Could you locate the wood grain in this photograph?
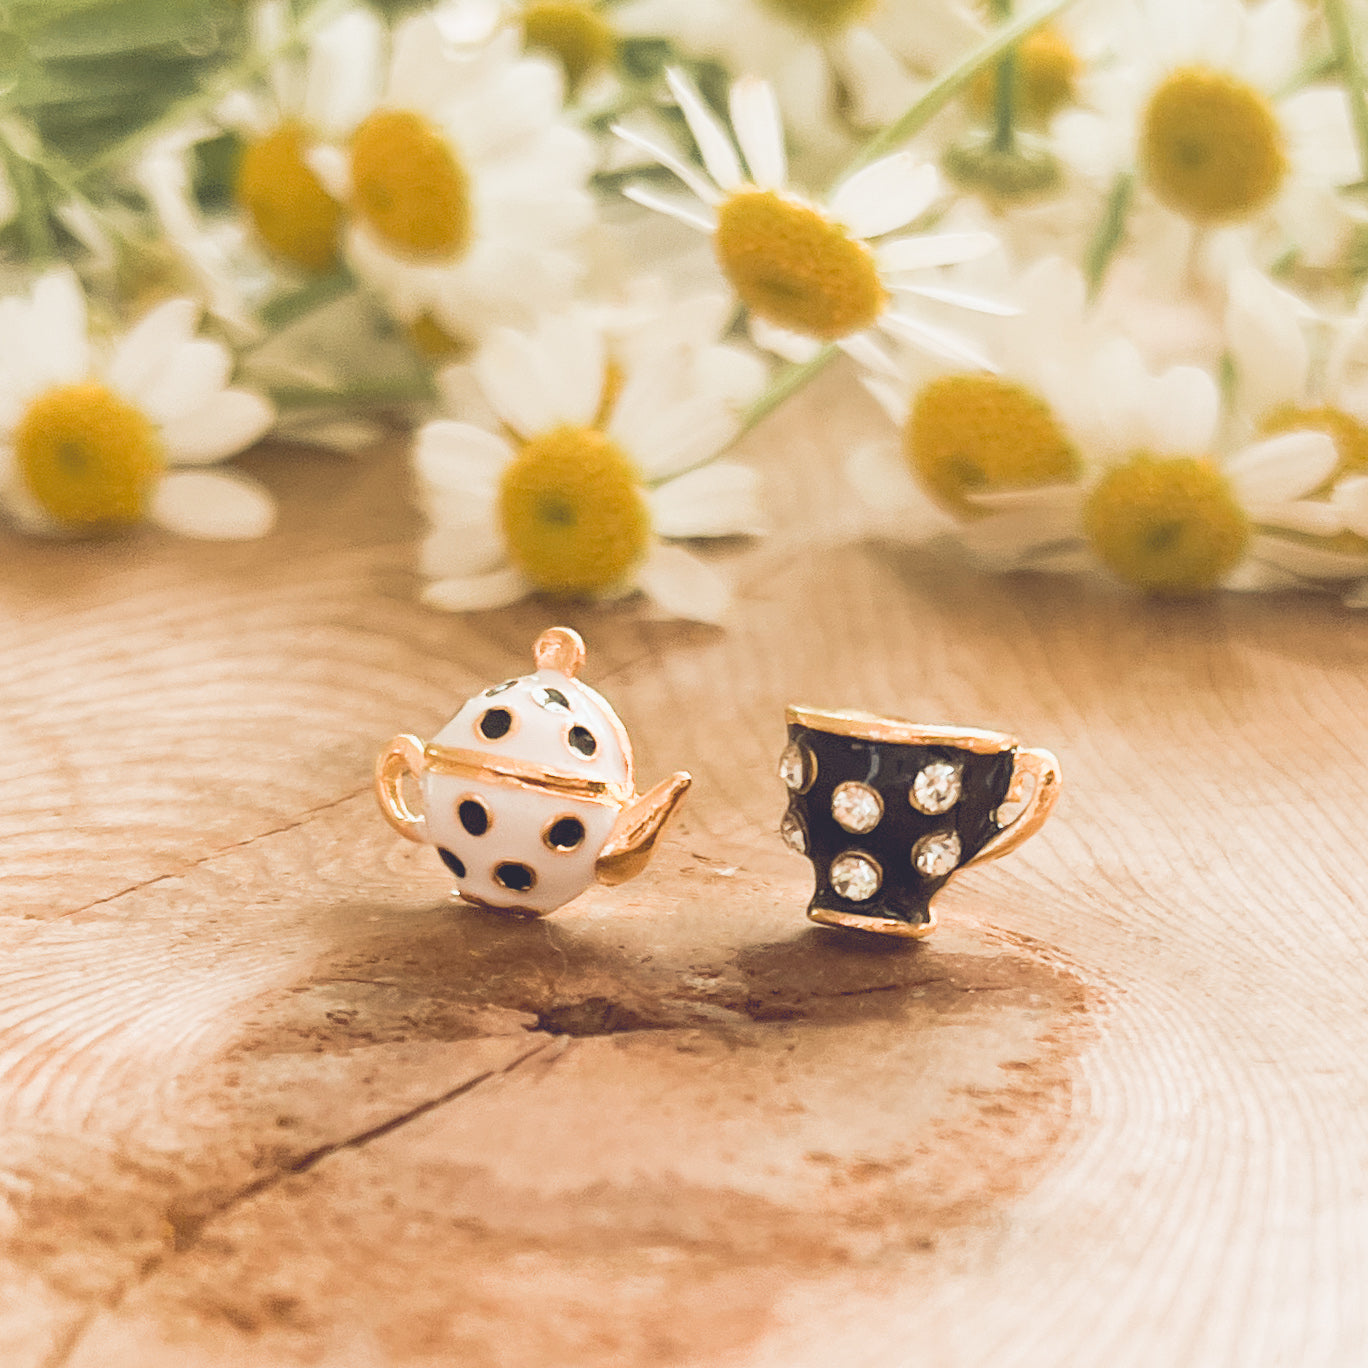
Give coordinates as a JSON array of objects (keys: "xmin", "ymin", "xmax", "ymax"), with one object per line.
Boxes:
[{"xmin": 3, "ymin": 364, "xmax": 1367, "ymax": 1365}]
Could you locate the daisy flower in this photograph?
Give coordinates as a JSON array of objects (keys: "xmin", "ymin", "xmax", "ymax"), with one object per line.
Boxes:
[
  {"xmin": 307, "ymin": 10, "xmax": 596, "ymax": 351},
  {"xmin": 1055, "ymin": 0, "xmax": 1362, "ymax": 269},
  {"xmin": 413, "ymin": 298, "xmax": 769, "ymax": 622},
  {"xmin": 848, "ymin": 256, "xmax": 1096, "ymax": 551},
  {"xmin": 614, "ymin": 0, "xmax": 979, "ymax": 144},
  {"xmin": 221, "ymin": 2, "xmax": 382, "ymax": 278},
  {"xmin": 966, "ymin": 339, "xmax": 1343, "ymax": 596},
  {"xmin": 0, "ymin": 272, "xmax": 276, "ymax": 539},
  {"xmin": 1220, "ymin": 265, "xmax": 1368, "ymax": 580},
  {"xmin": 617, "ymin": 70, "xmax": 1004, "ymax": 368}
]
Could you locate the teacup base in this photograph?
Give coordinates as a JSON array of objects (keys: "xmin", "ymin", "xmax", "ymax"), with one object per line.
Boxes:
[{"xmin": 807, "ymin": 904, "xmax": 939, "ymax": 939}]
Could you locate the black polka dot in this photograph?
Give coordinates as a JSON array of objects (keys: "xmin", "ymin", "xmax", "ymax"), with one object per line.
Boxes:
[
  {"xmin": 437, "ymin": 847, "xmax": 466, "ymax": 879},
  {"xmin": 567, "ymin": 725, "xmax": 597, "ymax": 757},
  {"xmin": 458, "ymin": 799, "xmax": 490, "ymax": 836},
  {"xmin": 544, "ymin": 815, "xmax": 586, "ymax": 851},
  {"xmin": 494, "ymin": 861, "xmax": 536, "ymax": 893},
  {"xmin": 478, "ymin": 707, "xmax": 513, "ymax": 740},
  {"xmin": 484, "ymin": 679, "xmax": 519, "ymax": 696}
]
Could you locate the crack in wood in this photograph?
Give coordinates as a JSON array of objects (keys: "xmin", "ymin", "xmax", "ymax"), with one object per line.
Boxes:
[
  {"xmin": 47, "ymin": 786, "xmax": 371, "ymax": 924},
  {"xmin": 41, "ymin": 1039, "xmax": 559, "ymax": 1368}
]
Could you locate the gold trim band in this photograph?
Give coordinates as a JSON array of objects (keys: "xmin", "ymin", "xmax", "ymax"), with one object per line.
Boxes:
[
  {"xmin": 785, "ymin": 705, "xmax": 1016, "ymax": 754},
  {"xmin": 808, "ymin": 905, "xmax": 939, "ymax": 939},
  {"xmin": 424, "ymin": 743, "xmax": 634, "ymax": 806}
]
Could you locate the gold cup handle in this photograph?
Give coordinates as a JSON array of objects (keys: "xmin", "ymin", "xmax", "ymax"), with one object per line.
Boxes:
[
  {"xmin": 375, "ymin": 734, "xmax": 429, "ymax": 844},
  {"xmin": 965, "ymin": 746, "xmax": 1062, "ymax": 868}
]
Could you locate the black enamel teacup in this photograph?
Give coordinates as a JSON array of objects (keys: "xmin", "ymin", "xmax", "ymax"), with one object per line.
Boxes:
[{"xmin": 779, "ymin": 706, "xmax": 1062, "ymax": 937}]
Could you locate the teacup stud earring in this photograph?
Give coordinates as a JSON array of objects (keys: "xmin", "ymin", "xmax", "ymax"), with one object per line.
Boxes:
[
  {"xmin": 779, "ymin": 706, "xmax": 1061, "ymax": 937},
  {"xmin": 376, "ymin": 627, "xmax": 691, "ymax": 916}
]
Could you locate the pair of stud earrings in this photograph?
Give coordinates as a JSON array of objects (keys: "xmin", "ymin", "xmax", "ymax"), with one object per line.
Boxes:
[{"xmin": 375, "ymin": 628, "xmax": 1061, "ymax": 938}]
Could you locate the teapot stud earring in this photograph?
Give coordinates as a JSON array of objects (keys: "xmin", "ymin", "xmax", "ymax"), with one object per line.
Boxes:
[{"xmin": 376, "ymin": 627, "xmax": 691, "ymax": 916}]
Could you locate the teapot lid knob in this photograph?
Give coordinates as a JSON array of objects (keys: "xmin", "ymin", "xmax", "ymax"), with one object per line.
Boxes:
[{"xmin": 533, "ymin": 626, "xmax": 586, "ymax": 678}]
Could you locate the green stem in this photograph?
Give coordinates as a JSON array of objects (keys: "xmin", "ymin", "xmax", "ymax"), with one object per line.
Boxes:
[
  {"xmin": 1083, "ymin": 171, "xmax": 1133, "ymax": 296},
  {"xmin": 842, "ymin": 0, "xmax": 1076, "ymax": 177},
  {"xmin": 649, "ymin": 344, "xmax": 840, "ymax": 487},
  {"xmin": 269, "ymin": 374, "xmax": 438, "ymax": 409},
  {"xmin": 1325, "ymin": 0, "xmax": 1368, "ymax": 190},
  {"xmin": 990, "ymin": 0, "xmax": 1017, "ymax": 155},
  {"xmin": 0, "ymin": 139, "xmax": 55, "ymax": 264},
  {"xmin": 737, "ymin": 344, "xmax": 839, "ymax": 440}
]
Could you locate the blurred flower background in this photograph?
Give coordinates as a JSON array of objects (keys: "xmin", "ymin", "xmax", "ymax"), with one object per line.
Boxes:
[{"xmin": 6, "ymin": 0, "xmax": 1368, "ymax": 619}]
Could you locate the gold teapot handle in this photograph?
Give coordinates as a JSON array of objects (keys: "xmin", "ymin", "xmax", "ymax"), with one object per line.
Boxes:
[
  {"xmin": 965, "ymin": 746, "xmax": 1061, "ymax": 867},
  {"xmin": 375, "ymin": 734, "xmax": 429, "ymax": 843}
]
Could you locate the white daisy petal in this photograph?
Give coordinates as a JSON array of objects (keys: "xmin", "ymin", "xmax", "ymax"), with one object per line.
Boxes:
[
  {"xmin": 846, "ymin": 441, "xmax": 956, "ymax": 544},
  {"xmin": 1225, "ymin": 266, "xmax": 1309, "ymax": 415},
  {"xmin": 650, "ymin": 462, "xmax": 765, "ymax": 539},
  {"xmin": 750, "ymin": 316, "xmax": 823, "ymax": 363},
  {"xmin": 304, "ymin": 144, "xmax": 351, "ymax": 200},
  {"xmin": 149, "ymin": 469, "xmax": 275, "ymax": 540},
  {"xmin": 729, "ymin": 76, "xmax": 786, "ymax": 189},
  {"xmin": 533, "ymin": 313, "xmax": 606, "ymax": 427},
  {"xmin": 160, "ymin": 389, "xmax": 274, "ymax": 465},
  {"xmin": 419, "ymin": 518, "xmax": 505, "ymax": 578},
  {"xmin": 622, "ymin": 182, "xmax": 717, "ymax": 233},
  {"xmin": 876, "ymin": 232, "xmax": 1000, "ymax": 273},
  {"xmin": 898, "ymin": 285, "xmax": 1018, "ymax": 316},
  {"xmin": 136, "ymin": 339, "xmax": 232, "ymax": 424},
  {"xmin": 859, "ymin": 374, "xmax": 907, "ymax": 426},
  {"xmin": 666, "ymin": 68, "xmax": 743, "ymax": 192},
  {"xmin": 107, "ymin": 298, "xmax": 200, "ymax": 402},
  {"xmin": 1333, "ymin": 475, "xmax": 1368, "ymax": 537},
  {"xmin": 1227, "ymin": 431, "xmax": 1337, "ymax": 504},
  {"xmin": 1253, "ymin": 500, "xmax": 1345, "ymax": 538},
  {"xmin": 880, "ymin": 311, "xmax": 998, "ymax": 372},
  {"xmin": 830, "ymin": 155, "xmax": 940, "ymax": 238},
  {"xmin": 611, "ymin": 124, "xmax": 723, "ymax": 206},
  {"xmin": 414, "ymin": 420, "xmax": 513, "ymax": 496},
  {"xmin": 474, "ymin": 328, "xmax": 569, "ymax": 437},
  {"xmin": 1249, "ymin": 533, "xmax": 1368, "ymax": 581},
  {"xmin": 29, "ymin": 270, "xmax": 89, "ymax": 386},
  {"xmin": 422, "ymin": 566, "xmax": 532, "ymax": 613},
  {"xmin": 303, "ymin": 7, "xmax": 385, "ymax": 137},
  {"xmin": 635, "ymin": 542, "xmax": 731, "ymax": 623},
  {"xmin": 841, "ymin": 332, "xmax": 900, "ymax": 379},
  {"xmin": 1149, "ymin": 366, "xmax": 1220, "ymax": 453}
]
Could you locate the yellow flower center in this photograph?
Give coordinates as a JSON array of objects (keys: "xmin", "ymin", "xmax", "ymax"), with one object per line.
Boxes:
[
  {"xmin": 234, "ymin": 119, "xmax": 343, "ymax": 273},
  {"xmin": 349, "ymin": 109, "xmax": 472, "ymax": 260},
  {"xmin": 16, "ymin": 382, "xmax": 164, "ymax": 528},
  {"xmin": 522, "ymin": 2, "xmax": 616, "ymax": 93},
  {"xmin": 407, "ymin": 312, "xmax": 470, "ymax": 361},
  {"xmin": 715, "ymin": 189, "xmax": 888, "ymax": 341},
  {"xmin": 1140, "ymin": 66, "xmax": 1287, "ymax": 224},
  {"xmin": 968, "ymin": 27, "xmax": 1081, "ymax": 125},
  {"xmin": 904, "ymin": 374, "xmax": 1080, "ymax": 515},
  {"xmin": 1083, "ymin": 453, "xmax": 1249, "ymax": 595},
  {"xmin": 758, "ymin": 0, "xmax": 876, "ymax": 36},
  {"xmin": 1260, "ymin": 402, "xmax": 1368, "ymax": 555},
  {"xmin": 498, "ymin": 424, "xmax": 651, "ymax": 593}
]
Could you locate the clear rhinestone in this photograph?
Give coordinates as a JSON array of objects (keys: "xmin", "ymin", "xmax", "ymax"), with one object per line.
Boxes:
[
  {"xmin": 779, "ymin": 741, "xmax": 814, "ymax": 792},
  {"xmin": 913, "ymin": 830, "xmax": 962, "ymax": 879},
  {"xmin": 780, "ymin": 811, "xmax": 807, "ymax": 854},
  {"xmin": 831, "ymin": 781, "xmax": 883, "ymax": 834},
  {"xmin": 830, "ymin": 852, "xmax": 881, "ymax": 902},
  {"xmin": 911, "ymin": 760, "xmax": 962, "ymax": 815}
]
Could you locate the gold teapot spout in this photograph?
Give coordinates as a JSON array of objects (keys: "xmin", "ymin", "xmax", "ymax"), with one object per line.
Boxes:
[{"xmin": 595, "ymin": 771, "xmax": 692, "ymax": 886}]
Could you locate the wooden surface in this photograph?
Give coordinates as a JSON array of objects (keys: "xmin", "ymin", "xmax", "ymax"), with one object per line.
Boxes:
[{"xmin": 3, "ymin": 367, "xmax": 1368, "ymax": 1367}]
